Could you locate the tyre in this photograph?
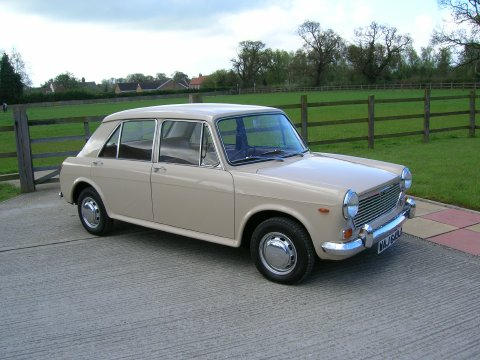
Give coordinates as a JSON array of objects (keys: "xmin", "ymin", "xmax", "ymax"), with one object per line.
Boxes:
[
  {"xmin": 77, "ymin": 187, "xmax": 113, "ymax": 235},
  {"xmin": 250, "ymin": 217, "xmax": 316, "ymax": 284}
]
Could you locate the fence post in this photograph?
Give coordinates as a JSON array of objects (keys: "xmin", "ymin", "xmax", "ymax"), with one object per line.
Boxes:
[
  {"xmin": 83, "ymin": 121, "xmax": 90, "ymax": 142},
  {"xmin": 423, "ymin": 89, "xmax": 431, "ymax": 143},
  {"xmin": 300, "ymin": 95, "xmax": 308, "ymax": 142},
  {"xmin": 189, "ymin": 93, "xmax": 203, "ymax": 103},
  {"xmin": 13, "ymin": 106, "xmax": 35, "ymax": 192},
  {"xmin": 470, "ymin": 90, "xmax": 476, "ymax": 137},
  {"xmin": 368, "ymin": 95, "xmax": 375, "ymax": 149}
]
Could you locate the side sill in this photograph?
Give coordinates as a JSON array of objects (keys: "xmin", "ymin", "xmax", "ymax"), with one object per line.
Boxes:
[{"xmin": 110, "ymin": 214, "xmax": 239, "ymax": 248}]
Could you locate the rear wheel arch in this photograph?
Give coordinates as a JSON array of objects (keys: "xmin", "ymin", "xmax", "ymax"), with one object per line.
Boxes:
[{"xmin": 71, "ymin": 180, "xmax": 108, "ymax": 213}]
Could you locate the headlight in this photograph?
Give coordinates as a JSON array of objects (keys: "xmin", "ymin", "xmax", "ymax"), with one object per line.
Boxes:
[
  {"xmin": 401, "ymin": 167, "xmax": 412, "ymax": 190},
  {"xmin": 343, "ymin": 190, "xmax": 359, "ymax": 219}
]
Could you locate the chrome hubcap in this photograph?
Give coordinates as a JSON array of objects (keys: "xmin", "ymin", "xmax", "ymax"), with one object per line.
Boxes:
[
  {"xmin": 259, "ymin": 232, "xmax": 297, "ymax": 275},
  {"xmin": 81, "ymin": 197, "xmax": 101, "ymax": 229}
]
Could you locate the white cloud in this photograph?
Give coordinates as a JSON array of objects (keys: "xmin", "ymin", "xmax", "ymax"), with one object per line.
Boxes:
[{"xmin": 0, "ymin": 0, "xmax": 455, "ymax": 86}]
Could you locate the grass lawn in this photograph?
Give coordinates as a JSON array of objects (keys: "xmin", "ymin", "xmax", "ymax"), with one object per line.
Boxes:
[
  {"xmin": 0, "ymin": 88, "xmax": 478, "ymax": 209},
  {"xmin": 0, "ymin": 183, "xmax": 20, "ymax": 203}
]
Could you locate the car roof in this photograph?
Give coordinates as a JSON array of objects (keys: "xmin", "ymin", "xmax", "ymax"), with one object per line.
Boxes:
[{"xmin": 102, "ymin": 103, "xmax": 283, "ymax": 123}]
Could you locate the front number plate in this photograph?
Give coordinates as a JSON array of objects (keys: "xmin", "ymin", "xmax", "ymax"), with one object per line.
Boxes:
[{"xmin": 377, "ymin": 228, "xmax": 402, "ymax": 254}]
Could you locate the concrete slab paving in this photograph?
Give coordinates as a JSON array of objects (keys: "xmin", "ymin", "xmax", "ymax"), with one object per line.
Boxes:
[
  {"xmin": 428, "ymin": 229, "xmax": 480, "ymax": 256},
  {"xmin": 423, "ymin": 208, "xmax": 480, "ymax": 228},
  {"xmin": 402, "ymin": 217, "xmax": 457, "ymax": 239},
  {"xmin": 467, "ymin": 223, "xmax": 480, "ymax": 233},
  {"xmin": 1, "ymin": 185, "xmax": 480, "ymax": 359},
  {"xmin": 413, "ymin": 200, "xmax": 445, "ymax": 216}
]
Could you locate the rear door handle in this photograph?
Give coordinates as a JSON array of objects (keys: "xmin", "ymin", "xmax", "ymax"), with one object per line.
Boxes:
[
  {"xmin": 92, "ymin": 160, "xmax": 103, "ymax": 166},
  {"xmin": 153, "ymin": 166, "xmax": 166, "ymax": 173}
]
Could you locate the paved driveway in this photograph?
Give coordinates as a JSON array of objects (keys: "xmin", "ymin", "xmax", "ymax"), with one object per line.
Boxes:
[{"xmin": 1, "ymin": 185, "xmax": 479, "ymax": 359}]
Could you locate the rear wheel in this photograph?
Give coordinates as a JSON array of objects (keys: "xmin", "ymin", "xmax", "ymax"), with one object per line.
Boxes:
[
  {"xmin": 77, "ymin": 187, "xmax": 113, "ymax": 235},
  {"xmin": 250, "ymin": 217, "xmax": 315, "ymax": 284}
]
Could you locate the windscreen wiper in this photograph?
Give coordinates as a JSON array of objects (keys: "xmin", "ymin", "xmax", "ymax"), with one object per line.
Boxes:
[
  {"xmin": 260, "ymin": 148, "xmax": 285, "ymax": 156},
  {"xmin": 231, "ymin": 155, "xmax": 284, "ymax": 164}
]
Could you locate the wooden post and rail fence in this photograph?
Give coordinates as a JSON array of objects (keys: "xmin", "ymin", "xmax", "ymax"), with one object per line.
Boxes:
[{"xmin": 0, "ymin": 91, "xmax": 478, "ymax": 192}]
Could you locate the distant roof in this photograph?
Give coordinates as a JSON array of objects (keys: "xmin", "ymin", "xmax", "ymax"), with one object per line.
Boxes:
[
  {"xmin": 116, "ymin": 82, "xmax": 137, "ymax": 91},
  {"xmin": 159, "ymin": 79, "xmax": 188, "ymax": 89},
  {"xmin": 103, "ymin": 103, "xmax": 282, "ymax": 123},
  {"xmin": 81, "ymin": 81, "xmax": 96, "ymax": 87},
  {"xmin": 190, "ymin": 75, "xmax": 208, "ymax": 86},
  {"xmin": 139, "ymin": 82, "xmax": 161, "ymax": 90}
]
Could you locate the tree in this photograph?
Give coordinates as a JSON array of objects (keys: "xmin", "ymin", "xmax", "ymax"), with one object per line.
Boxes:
[
  {"xmin": 263, "ymin": 49, "xmax": 294, "ymax": 86},
  {"xmin": 435, "ymin": 47, "xmax": 453, "ymax": 77},
  {"xmin": 9, "ymin": 48, "xmax": 31, "ymax": 87},
  {"xmin": 231, "ymin": 40, "xmax": 268, "ymax": 87},
  {"xmin": 100, "ymin": 78, "xmax": 116, "ymax": 92},
  {"xmin": 433, "ymin": 0, "xmax": 480, "ymax": 66},
  {"xmin": 297, "ymin": 21, "xmax": 345, "ymax": 86},
  {"xmin": 171, "ymin": 71, "xmax": 189, "ymax": 86},
  {"xmin": 126, "ymin": 73, "xmax": 154, "ymax": 83},
  {"xmin": 391, "ymin": 46, "xmax": 421, "ymax": 82},
  {"xmin": 347, "ymin": 22, "xmax": 412, "ymax": 83},
  {"xmin": 53, "ymin": 72, "xmax": 80, "ymax": 90},
  {"xmin": 418, "ymin": 46, "xmax": 436, "ymax": 80},
  {"xmin": 288, "ymin": 50, "xmax": 311, "ymax": 86},
  {"xmin": 156, "ymin": 72, "xmax": 168, "ymax": 83},
  {"xmin": 0, "ymin": 53, "xmax": 23, "ymax": 102},
  {"xmin": 202, "ymin": 69, "xmax": 237, "ymax": 89}
]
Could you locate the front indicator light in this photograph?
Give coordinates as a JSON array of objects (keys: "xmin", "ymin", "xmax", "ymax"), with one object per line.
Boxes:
[{"xmin": 342, "ymin": 228, "xmax": 353, "ymax": 240}]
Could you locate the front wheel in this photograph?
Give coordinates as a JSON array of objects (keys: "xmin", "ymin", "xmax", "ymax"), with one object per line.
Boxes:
[
  {"xmin": 77, "ymin": 187, "xmax": 113, "ymax": 235},
  {"xmin": 250, "ymin": 217, "xmax": 316, "ymax": 284}
]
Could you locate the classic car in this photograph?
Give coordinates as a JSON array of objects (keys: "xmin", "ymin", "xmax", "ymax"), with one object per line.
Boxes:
[{"xmin": 60, "ymin": 103, "xmax": 415, "ymax": 284}]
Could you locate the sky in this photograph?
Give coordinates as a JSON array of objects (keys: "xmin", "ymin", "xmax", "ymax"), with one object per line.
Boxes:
[{"xmin": 0, "ymin": 0, "xmax": 453, "ymax": 87}]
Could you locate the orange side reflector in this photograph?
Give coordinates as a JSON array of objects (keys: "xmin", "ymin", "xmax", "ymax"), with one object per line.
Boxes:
[{"xmin": 318, "ymin": 208, "xmax": 330, "ymax": 214}]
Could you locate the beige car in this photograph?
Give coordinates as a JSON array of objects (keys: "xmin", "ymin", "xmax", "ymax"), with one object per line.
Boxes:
[{"xmin": 60, "ymin": 103, "xmax": 415, "ymax": 284}]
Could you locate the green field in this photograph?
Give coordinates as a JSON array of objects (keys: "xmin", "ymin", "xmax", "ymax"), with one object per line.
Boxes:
[{"xmin": 0, "ymin": 89, "xmax": 479, "ymax": 209}]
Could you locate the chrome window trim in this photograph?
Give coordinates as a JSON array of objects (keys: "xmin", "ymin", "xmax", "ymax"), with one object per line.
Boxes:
[
  {"xmin": 214, "ymin": 112, "xmax": 309, "ymax": 167},
  {"xmin": 116, "ymin": 122, "xmax": 123, "ymax": 159},
  {"xmin": 198, "ymin": 122, "xmax": 204, "ymax": 166}
]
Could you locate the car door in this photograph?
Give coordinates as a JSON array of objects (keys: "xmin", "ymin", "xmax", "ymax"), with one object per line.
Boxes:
[
  {"xmin": 91, "ymin": 119, "xmax": 156, "ymax": 221},
  {"xmin": 151, "ymin": 120, "xmax": 235, "ymax": 239}
]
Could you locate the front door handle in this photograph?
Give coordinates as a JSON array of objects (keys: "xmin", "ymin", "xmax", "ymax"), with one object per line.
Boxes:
[
  {"xmin": 92, "ymin": 160, "xmax": 103, "ymax": 166},
  {"xmin": 153, "ymin": 166, "xmax": 166, "ymax": 173}
]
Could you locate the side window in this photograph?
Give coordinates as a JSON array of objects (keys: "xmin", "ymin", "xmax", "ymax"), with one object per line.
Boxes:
[
  {"xmin": 118, "ymin": 120, "xmax": 156, "ymax": 161},
  {"xmin": 159, "ymin": 120, "xmax": 201, "ymax": 165},
  {"xmin": 99, "ymin": 126, "xmax": 121, "ymax": 158},
  {"xmin": 201, "ymin": 124, "xmax": 219, "ymax": 167}
]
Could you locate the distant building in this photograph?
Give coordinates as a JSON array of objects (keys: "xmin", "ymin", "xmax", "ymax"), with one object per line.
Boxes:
[
  {"xmin": 137, "ymin": 82, "xmax": 161, "ymax": 92},
  {"xmin": 115, "ymin": 79, "xmax": 188, "ymax": 94},
  {"xmin": 189, "ymin": 74, "xmax": 208, "ymax": 90},
  {"xmin": 48, "ymin": 80, "xmax": 97, "ymax": 93},
  {"xmin": 80, "ymin": 81, "xmax": 97, "ymax": 90},
  {"xmin": 157, "ymin": 79, "xmax": 188, "ymax": 91},
  {"xmin": 115, "ymin": 82, "xmax": 138, "ymax": 94}
]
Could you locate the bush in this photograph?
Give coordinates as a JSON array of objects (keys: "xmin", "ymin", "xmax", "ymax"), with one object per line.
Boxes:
[{"xmin": 19, "ymin": 86, "xmax": 232, "ymax": 104}]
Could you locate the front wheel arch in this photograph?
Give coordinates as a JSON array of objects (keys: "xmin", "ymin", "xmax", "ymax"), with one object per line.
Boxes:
[{"xmin": 240, "ymin": 209, "xmax": 312, "ymax": 249}]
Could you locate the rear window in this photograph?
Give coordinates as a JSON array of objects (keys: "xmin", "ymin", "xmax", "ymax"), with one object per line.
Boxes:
[{"xmin": 118, "ymin": 120, "xmax": 156, "ymax": 161}]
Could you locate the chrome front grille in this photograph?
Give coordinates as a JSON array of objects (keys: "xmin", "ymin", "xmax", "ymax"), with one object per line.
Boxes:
[{"xmin": 353, "ymin": 183, "xmax": 401, "ymax": 227}]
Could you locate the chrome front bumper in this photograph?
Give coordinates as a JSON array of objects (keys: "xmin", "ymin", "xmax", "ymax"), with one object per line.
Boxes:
[{"xmin": 321, "ymin": 198, "xmax": 416, "ymax": 257}]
